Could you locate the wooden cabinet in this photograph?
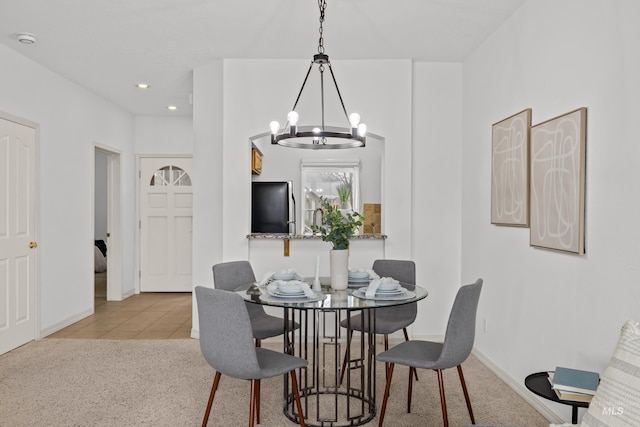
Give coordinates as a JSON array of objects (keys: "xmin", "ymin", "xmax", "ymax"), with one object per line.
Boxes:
[{"xmin": 251, "ymin": 147, "xmax": 262, "ymax": 175}]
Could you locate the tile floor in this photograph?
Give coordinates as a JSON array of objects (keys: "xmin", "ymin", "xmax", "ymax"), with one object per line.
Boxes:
[{"xmin": 48, "ymin": 292, "xmax": 192, "ymax": 339}]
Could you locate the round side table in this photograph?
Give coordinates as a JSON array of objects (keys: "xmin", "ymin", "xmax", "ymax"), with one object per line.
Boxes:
[{"xmin": 525, "ymin": 371, "xmax": 590, "ymax": 424}]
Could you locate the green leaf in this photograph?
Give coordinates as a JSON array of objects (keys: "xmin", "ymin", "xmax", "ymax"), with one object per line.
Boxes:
[{"xmin": 310, "ymin": 199, "xmax": 364, "ymax": 250}]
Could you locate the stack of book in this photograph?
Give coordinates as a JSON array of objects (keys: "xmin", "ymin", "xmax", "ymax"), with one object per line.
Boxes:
[{"xmin": 548, "ymin": 366, "xmax": 599, "ymax": 403}]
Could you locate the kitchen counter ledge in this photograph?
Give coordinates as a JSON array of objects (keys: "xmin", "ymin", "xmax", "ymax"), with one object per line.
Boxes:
[{"xmin": 247, "ymin": 233, "xmax": 387, "ymax": 240}]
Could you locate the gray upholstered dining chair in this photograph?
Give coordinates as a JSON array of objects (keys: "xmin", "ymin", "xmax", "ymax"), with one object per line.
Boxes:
[
  {"xmin": 212, "ymin": 260, "xmax": 299, "ymax": 347},
  {"xmin": 195, "ymin": 286, "xmax": 307, "ymax": 427},
  {"xmin": 376, "ymin": 278, "xmax": 483, "ymax": 427},
  {"xmin": 339, "ymin": 259, "xmax": 418, "ymax": 384}
]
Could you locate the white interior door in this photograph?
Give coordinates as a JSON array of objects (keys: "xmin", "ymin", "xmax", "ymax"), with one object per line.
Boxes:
[
  {"xmin": 0, "ymin": 115, "xmax": 37, "ymax": 355},
  {"xmin": 95, "ymin": 146, "xmax": 123, "ymax": 301},
  {"xmin": 139, "ymin": 157, "xmax": 193, "ymax": 292}
]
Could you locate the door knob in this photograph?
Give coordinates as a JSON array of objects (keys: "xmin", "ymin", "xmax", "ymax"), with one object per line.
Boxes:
[{"xmin": 29, "ymin": 241, "xmax": 38, "ymax": 249}]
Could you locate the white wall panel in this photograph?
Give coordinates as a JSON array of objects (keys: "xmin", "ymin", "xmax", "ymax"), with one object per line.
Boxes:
[
  {"xmin": 0, "ymin": 43, "xmax": 135, "ymax": 333},
  {"xmin": 462, "ymin": 0, "xmax": 640, "ymax": 422}
]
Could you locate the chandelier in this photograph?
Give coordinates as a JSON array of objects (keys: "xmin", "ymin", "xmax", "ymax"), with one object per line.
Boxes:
[{"xmin": 269, "ymin": 0, "xmax": 366, "ymax": 149}]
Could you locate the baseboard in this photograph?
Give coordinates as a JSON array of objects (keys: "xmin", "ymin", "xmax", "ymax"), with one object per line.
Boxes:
[
  {"xmin": 471, "ymin": 348, "xmax": 564, "ymax": 424},
  {"xmin": 122, "ymin": 289, "xmax": 135, "ymax": 299},
  {"xmin": 40, "ymin": 307, "xmax": 94, "ymax": 338}
]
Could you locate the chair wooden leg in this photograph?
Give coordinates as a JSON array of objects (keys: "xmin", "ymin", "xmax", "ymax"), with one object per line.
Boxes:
[
  {"xmin": 202, "ymin": 372, "xmax": 221, "ymax": 427},
  {"xmin": 378, "ymin": 363, "xmax": 395, "ymax": 427},
  {"xmin": 339, "ymin": 330, "xmax": 353, "ymax": 385},
  {"xmin": 255, "ymin": 339, "xmax": 261, "ymax": 348},
  {"xmin": 249, "ymin": 379, "xmax": 257, "ymax": 427},
  {"xmin": 402, "ymin": 328, "xmax": 418, "ymax": 382},
  {"xmin": 407, "ymin": 367, "xmax": 414, "ymax": 413},
  {"xmin": 383, "ymin": 334, "xmax": 390, "ymax": 381},
  {"xmin": 457, "ymin": 364, "xmax": 475, "ymax": 424},
  {"xmin": 436, "ymin": 369, "xmax": 449, "ymax": 427},
  {"xmin": 255, "ymin": 379, "xmax": 261, "ymax": 425},
  {"xmin": 290, "ymin": 370, "xmax": 306, "ymax": 427}
]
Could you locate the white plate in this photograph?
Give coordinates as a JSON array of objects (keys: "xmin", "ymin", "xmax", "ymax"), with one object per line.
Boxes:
[
  {"xmin": 278, "ymin": 284, "xmax": 303, "ymax": 294},
  {"xmin": 348, "ymin": 271, "xmax": 369, "ymax": 279},
  {"xmin": 269, "ymin": 290, "xmax": 306, "ymax": 298},
  {"xmin": 348, "ymin": 281, "xmax": 370, "ymax": 288},
  {"xmin": 376, "ymin": 286, "xmax": 404, "ymax": 294},
  {"xmin": 273, "ymin": 273, "xmax": 295, "ymax": 281},
  {"xmin": 348, "ymin": 277, "xmax": 371, "ymax": 283},
  {"xmin": 352, "ymin": 289, "xmax": 416, "ymax": 301},
  {"xmin": 375, "ymin": 289, "xmax": 403, "ymax": 295},
  {"xmin": 260, "ymin": 293, "xmax": 327, "ymax": 303}
]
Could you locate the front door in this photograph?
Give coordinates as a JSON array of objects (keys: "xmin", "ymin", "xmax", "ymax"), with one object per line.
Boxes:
[
  {"xmin": 0, "ymin": 115, "xmax": 38, "ymax": 355},
  {"xmin": 139, "ymin": 157, "xmax": 193, "ymax": 292}
]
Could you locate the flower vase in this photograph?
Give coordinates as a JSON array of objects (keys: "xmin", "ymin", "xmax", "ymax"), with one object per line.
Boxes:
[{"xmin": 329, "ymin": 249, "xmax": 349, "ymax": 291}]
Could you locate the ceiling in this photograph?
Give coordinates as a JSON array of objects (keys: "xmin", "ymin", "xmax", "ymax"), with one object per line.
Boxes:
[{"xmin": 0, "ymin": 0, "xmax": 525, "ymax": 116}]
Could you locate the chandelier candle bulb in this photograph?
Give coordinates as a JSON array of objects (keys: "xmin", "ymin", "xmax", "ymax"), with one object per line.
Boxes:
[
  {"xmin": 349, "ymin": 113, "xmax": 360, "ymax": 128},
  {"xmin": 287, "ymin": 111, "xmax": 299, "ymax": 136},
  {"xmin": 287, "ymin": 111, "xmax": 299, "ymax": 125},
  {"xmin": 358, "ymin": 123, "xmax": 367, "ymax": 137}
]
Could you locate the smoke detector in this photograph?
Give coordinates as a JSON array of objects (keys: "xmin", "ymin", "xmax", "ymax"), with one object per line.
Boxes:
[{"xmin": 17, "ymin": 33, "xmax": 37, "ymax": 44}]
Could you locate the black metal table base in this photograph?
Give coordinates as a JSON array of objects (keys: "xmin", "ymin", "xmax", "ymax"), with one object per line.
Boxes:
[{"xmin": 283, "ymin": 307, "xmax": 377, "ymax": 427}]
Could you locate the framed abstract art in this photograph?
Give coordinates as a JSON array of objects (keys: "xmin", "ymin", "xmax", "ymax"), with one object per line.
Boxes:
[
  {"xmin": 491, "ymin": 108, "xmax": 531, "ymax": 226},
  {"xmin": 529, "ymin": 108, "xmax": 587, "ymax": 254}
]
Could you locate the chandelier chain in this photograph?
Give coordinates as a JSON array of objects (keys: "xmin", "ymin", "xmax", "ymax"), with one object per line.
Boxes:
[{"xmin": 317, "ymin": 0, "xmax": 326, "ymax": 54}]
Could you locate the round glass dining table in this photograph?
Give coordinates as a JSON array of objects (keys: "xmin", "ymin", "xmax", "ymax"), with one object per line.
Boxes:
[{"xmin": 237, "ymin": 277, "xmax": 428, "ymax": 427}]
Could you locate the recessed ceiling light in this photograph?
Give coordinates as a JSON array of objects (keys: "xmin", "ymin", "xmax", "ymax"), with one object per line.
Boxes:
[
  {"xmin": 167, "ymin": 105, "xmax": 178, "ymax": 111},
  {"xmin": 136, "ymin": 83, "xmax": 150, "ymax": 89},
  {"xmin": 17, "ymin": 32, "xmax": 36, "ymax": 44}
]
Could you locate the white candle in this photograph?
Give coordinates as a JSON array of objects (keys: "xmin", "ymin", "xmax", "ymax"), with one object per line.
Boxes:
[{"xmin": 313, "ymin": 255, "xmax": 321, "ymax": 292}]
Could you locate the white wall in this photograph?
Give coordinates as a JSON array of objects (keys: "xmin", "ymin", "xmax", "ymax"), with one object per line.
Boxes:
[
  {"xmin": 134, "ymin": 116, "xmax": 193, "ymax": 153},
  {"xmin": 191, "ymin": 61, "xmax": 225, "ymax": 334},
  {"xmin": 0, "ymin": 44, "xmax": 136, "ymax": 333},
  {"xmin": 411, "ymin": 62, "xmax": 464, "ymax": 336},
  {"xmin": 463, "ymin": 0, "xmax": 640, "ymax": 421}
]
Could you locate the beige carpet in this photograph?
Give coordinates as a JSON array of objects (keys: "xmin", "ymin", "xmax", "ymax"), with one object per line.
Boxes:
[{"xmin": 0, "ymin": 339, "xmax": 549, "ymax": 426}]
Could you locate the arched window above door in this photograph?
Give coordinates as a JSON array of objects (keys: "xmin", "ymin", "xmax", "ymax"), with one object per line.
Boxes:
[{"xmin": 149, "ymin": 165, "xmax": 192, "ymax": 186}]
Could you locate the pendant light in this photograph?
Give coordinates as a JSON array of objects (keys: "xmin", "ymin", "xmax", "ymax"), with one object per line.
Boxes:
[{"xmin": 269, "ymin": 0, "xmax": 366, "ymax": 149}]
